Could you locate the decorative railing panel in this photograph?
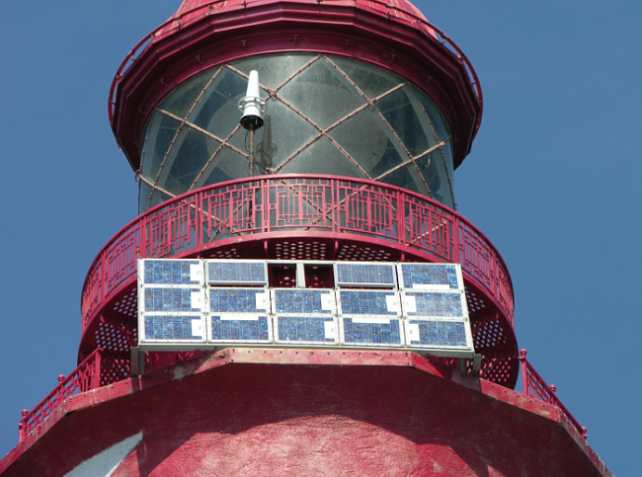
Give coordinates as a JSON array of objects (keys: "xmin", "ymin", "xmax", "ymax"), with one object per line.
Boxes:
[
  {"xmin": 519, "ymin": 349, "xmax": 587, "ymax": 439},
  {"xmin": 19, "ymin": 349, "xmax": 103, "ymax": 441},
  {"xmin": 81, "ymin": 175, "xmax": 514, "ymax": 334}
]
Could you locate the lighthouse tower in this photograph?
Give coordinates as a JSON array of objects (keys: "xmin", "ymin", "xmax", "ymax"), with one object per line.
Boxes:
[{"xmin": 0, "ymin": 1, "xmax": 612, "ymax": 476}]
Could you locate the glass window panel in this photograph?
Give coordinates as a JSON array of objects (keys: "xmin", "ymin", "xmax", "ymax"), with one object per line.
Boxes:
[
  {"xmin": 254, "ymin": 99, "xmax": 317, "ymax": 171},
  {"xmin": 139, "ymin": 181, "xmax": 172, "ymax": 212},
  {"xmin": 416, "ymin": 154, "xmax": 454, "ymax": 208},
  {"xmin": 384, "ymin": 164, "xmax": 430, "ymax": 197},
  {"xmin": 195, "ymin": 147, "xmax": 248, "ymax": 187},
  {"xmin": 138, "ymin": 181, "xmax": 154, "ymax": 212},
  {"xmin": 162, "ymin": 128, "xmax": 220, "ymax": 195},
  {"xmin": 330, "ymin": 106, "xmax": 407, "ymax": 178},
  {"xmin": 409, "ymin": 86, "xmax": 450, "ymax": 145},
  {"xmin": 190, "ymin": 69, "xmax": 247, "ymax": 139},
  {"xmin": 279, "ymin": 137, "xmax": 366, "ymax": 178},
  {"xmin": 231, "ymin": 53, "xmax": 316, "ymax": 90},
  {"xmin": 377, "ymin": 87, "xmax": 430, "ymax": 156},
  {"xmin": 141, "ymin": 112, "xmax": 181, "ymax": 179},
  {"xmin": 331, "ymin": 56, "xmax": 402, "ymax": 98},
  {"xmin": 149, "ymin": 189, "xmax": 172, "ymax": 209},
  {"xmin": 279, "ymin": 59, "xmax": 364, "ymax": 128},
  {"xmin": 159, "ymin": 69, "xmax": 213, "ymax": 118}
]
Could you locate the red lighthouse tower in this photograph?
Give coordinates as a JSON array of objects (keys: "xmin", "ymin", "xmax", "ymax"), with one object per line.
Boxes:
[{"xmin": 0, "ymin": 1, "xmax": 612, "ymax": 475}]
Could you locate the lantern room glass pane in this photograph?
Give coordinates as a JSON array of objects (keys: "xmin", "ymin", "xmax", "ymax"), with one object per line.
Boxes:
[
  {"xmin": 329, "ymin": 106, "xmax": 406, "ymax": 178},
  {"xmin": 280, "ymin": 137, "xmax": 365, "ymax": 178},
  {"xmin": 159, "ymin": 69, "xmax": 213, "ymax": 118},
  {"xmin": 279, "ymin": 59, "xmax": 365, "ymax": 128},
  {"xmin": 197, "ymin": 147, "xmax": 249, "ymax": 187},
  {"xmin": 231, "ymin": 54, "xmax": 316, "ymax": 90},
  {"xmin": 141, "ymin": 112, "xmax": 181, "ymax": 179},
  {"xmin": 191, "ymin": 69, "xmax": 247, "ymax": 139},
  {"xmin": 256, "ymin": 99, "xmax": 318, "ymax": 171},
  {"xmin": 140, "ymin": 53, "xmax": 456, "ymax": 212},
  {"xmin": 377, "ymin": 86, "xmax": 431, "ymax": 156},
  {"xmin": 331, "ymin": 56, "xmax": 401, "ymax": 98},
  {"xmin": 163, "ymin": 128, "xmax": 219, "ymax": 194}
]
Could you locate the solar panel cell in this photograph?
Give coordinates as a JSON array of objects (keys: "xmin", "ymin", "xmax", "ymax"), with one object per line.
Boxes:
[
  {"xmin": 143, "ymin": 260, "xmax": 202, "ymax": 285},
  {"xmin": 143, "ymin": 315, "xmax": 204, "ymax": 340},
  {"xmin": 273, "ymin": 289, "xmax": 335, "ymax": 314},
  {"xmin": 400, "ymin": 264, "xmax": 459, "ymax": 290},
  {"xmin": 342, "ymin": 318, "xmax": 402, "ymax": 346},
  {"xmin": 143, "ymin": 288, "xmax": 203, "ymax": 312},
  {"xmin": 210, "ymin": 288, "xmax": 268, "ymax": 313},
  {"xmin": 207, "ymin": 261, "xmax": 267, "ymax": 285},
  {"xmin": 276, "ymin": 316, "xmax": 337, "ymax": 343},
  {"xmin": 339, "ymin": 290, "xmax": 400, "ymax": 316},
  {"xmin": 210, "ymin": 315, "xmax": 270, "ymax": 342},
  {"xmin": 406, "ymin": 320, "xmax": 467, "ymax": 347},
  {"xmin": 336, "ymin": 263, "xmax": 396, "ymax": 287},
  {"xmin": 404, "ymin": 292, "xmax": 464, "ymax": 317}
]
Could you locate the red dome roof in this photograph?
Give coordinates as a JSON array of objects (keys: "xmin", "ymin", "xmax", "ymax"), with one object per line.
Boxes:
[
  {"xmin": 177, "ymin": 0, "xmax": 428, "ymax": 21},
  {"xmin": 164, "ymin": 0, "xmax": 437, "ymax": 39}
]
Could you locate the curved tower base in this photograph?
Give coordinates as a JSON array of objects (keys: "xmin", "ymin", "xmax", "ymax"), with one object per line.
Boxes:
[{"xmin": 0, "ymin": 350, "xmax": 610, "ymax": 477}]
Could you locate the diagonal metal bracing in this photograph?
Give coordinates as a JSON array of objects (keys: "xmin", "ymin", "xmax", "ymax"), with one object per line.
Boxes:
[
  {"xmin": 188, "ymin": 123, "xmax": 248, "ymax": 189},
  {"xmin": 146, "ymin": 68, "xmax": 224, "ymax": 205},
  {"xmin": 325, "ymin": 56, "xmax": 432, "ymax": 195},
  {"xmin": 140, "ymin": 54, "xmax": 454, "ymax": 214}
]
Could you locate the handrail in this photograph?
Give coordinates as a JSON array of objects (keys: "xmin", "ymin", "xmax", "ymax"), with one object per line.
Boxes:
[
  {"xmin": 107, "ymin": 0, "xmax": 482, "ymax": 129},
  {"xmin": 18, "ymin": 349, "xmax": 103, "ymax": 441},
  {"xmin": 80, "ymin": 175, "xmax": 514, "ymax": 335},
  {"xmin": 519, "ymin": 349, "xmax": 588, "ymax": 440}
]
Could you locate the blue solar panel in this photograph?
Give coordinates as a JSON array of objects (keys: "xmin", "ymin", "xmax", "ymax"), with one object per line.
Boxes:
[
  {"xmin": 406, "ymin": 320, "xmax": 467, "ymax": 347},
  {"xmin": 400, "ymin": 264, "xmax": 459, "ymax": 290},
  {"xmin": 342, "ymin": 318, "xmax": 402, "ymax": 346},
  {"xmin": 207, "ymin": 261, "xmax": 267, "ymax": 285},
  {"xmin": 339, "ymin": 290, "xmax": 400, "ymax": 316},
  {"xmin": 143, "ymin": 260, "xmax": 202, "ymax": 285},
  {"xmin": 404, "ymin": 292, "xmax": 464, "ymax": 317},
  {"xmin": 276, "ymin": 316, "xmax": 336, "ymax": 343},
  {"xmin": 210, "ymin": 288, "xmax": 268, "ymax": 313},
  {"xmin": 144, "ymin": 288, "xmax": 203, "ymax": 312},
  {"xmin": 336, "ymin": 263, "xmax": 396, "ymax": 287},
  {"xmin": 273, "ymin": 289, "xmax": 334, "ymax": 314},
  {"xmin": 210, "ymin": 315, "xmax": 270, "ymax": 342},
  {"xmin": 144, "ymin": 315, "xmax": 204, "ymax": 340}
]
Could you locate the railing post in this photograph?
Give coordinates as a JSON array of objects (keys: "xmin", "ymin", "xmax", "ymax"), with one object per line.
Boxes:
[
  {"xmin": 396, "ymin": 190, "xmax": 404, "ymax": 245},
  {"xmin": 519, "ymin": 349, "xmax": 529, "ymax": 396},
  {"xmin": 93, "ymin": 349, "xmax": 103, "ymax": 390},
  {"xmin": 57, "ymin": 374, "xmax": 66, "ymax": 403},
  {"xmin": 19, "ymin": 409, "xmax": 29, "ymax": 442}
]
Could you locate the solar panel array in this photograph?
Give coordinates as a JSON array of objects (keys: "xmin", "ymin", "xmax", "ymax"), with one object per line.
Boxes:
[{"xmin": 138, "ymin": 259, "xmax": 473, "ymax": 355}]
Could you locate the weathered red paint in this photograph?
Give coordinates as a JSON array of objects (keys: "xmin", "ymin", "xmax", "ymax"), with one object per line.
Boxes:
[{"xmin": 0, "ymin": 349, "xmax": 611, "ymax": 477}]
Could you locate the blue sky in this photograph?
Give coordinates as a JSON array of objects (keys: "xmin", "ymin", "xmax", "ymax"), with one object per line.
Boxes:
[{"xmin": 0, "ymin": 1, "xmax": 640, "ymax": 475}]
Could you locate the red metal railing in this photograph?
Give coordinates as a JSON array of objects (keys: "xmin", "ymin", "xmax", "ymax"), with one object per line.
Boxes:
[
  {"xmin": 18, "ymin": 349, "xmax": 103, "ymax": 441},
  {"xmin": 80, "ymin": 175, "xmax": 514, "ymax": 333},
  {"xmin": 519, "ymin": 349, "xmax": 588, "ymax": 439},
  {"xmin": 108, "ymin": 0, "xmax": 482, "ymax": 129}
]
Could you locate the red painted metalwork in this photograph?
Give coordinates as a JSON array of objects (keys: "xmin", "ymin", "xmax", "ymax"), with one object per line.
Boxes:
[
  {"xmin": 519, "ymin": 349, "xmax": 588, "ymax": 440},
  {"xmin": 2, "ymin": 349, "xmax": 611, "ymax": 477},
  {"xmin": 81, "ymin": 174, "xmax": 513, "ymax": 333},
  {"xmin": 76, "ymin": 175, "xmax": 517, "ymax": 390},
  {"xmin": 18, "ymin": 349, "xmax": 102, "ymax": 442},
  {"xmin": 108, "ymin": 0, "xmax": 482, "ymax": 170}
]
